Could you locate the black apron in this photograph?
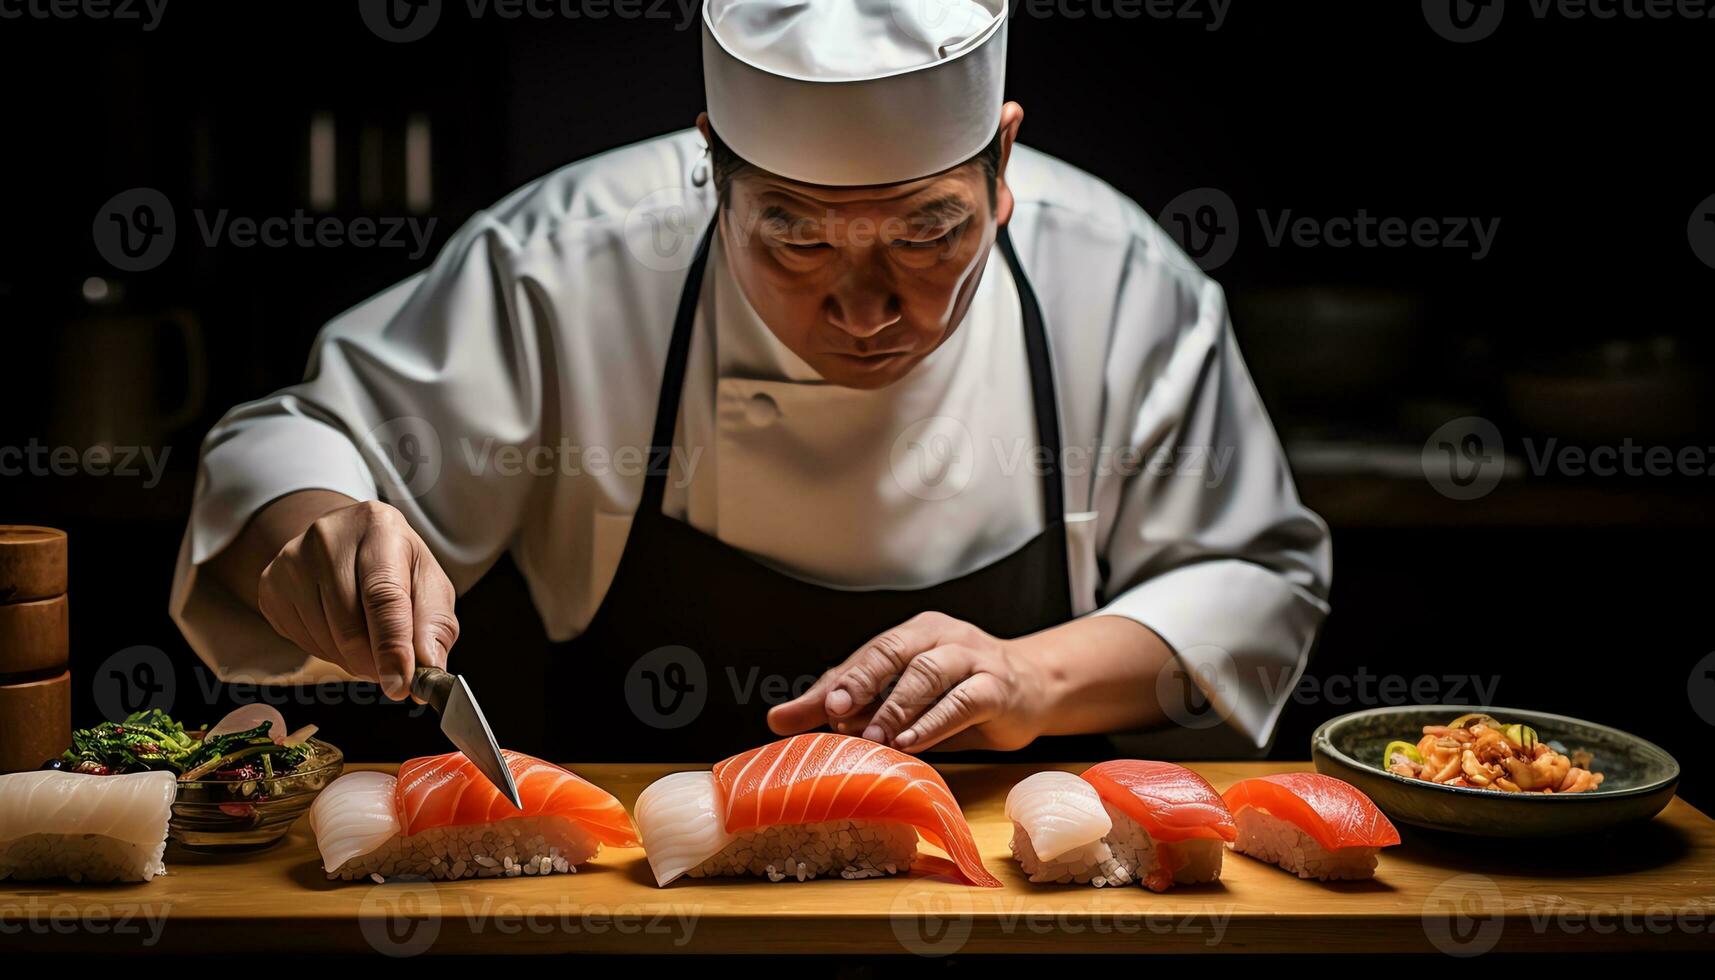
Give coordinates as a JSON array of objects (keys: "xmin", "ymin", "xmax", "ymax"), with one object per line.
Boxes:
[{"xmin": 551, "ymin": 223, "xmax": 1107, "ymax": 761}]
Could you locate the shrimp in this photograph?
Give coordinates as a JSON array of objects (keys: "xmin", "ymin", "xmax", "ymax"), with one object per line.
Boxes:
[
  {"xmin": 1557, "ymin": 768, "xmax": 1604, "ymax": 794},
  {"xmin": 1460, "ymin": 749, "xmax": 1498, "ymax": 787},
  {"xmin": 1501, "ymin": 751, "xmax": 1571, "ymax": 792},
  {"xmin": 1398, "ymin": 715, "xmax": 1603, "ymax": 795},
  {"xmin": 1470, "ymin": 726, "xmax": 1506, "ymax": 756}
]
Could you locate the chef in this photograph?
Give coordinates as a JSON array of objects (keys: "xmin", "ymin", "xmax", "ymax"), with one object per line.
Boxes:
[{"xmin": 170, "ymin": 0, "xmax": 1330, "ymax": 759}]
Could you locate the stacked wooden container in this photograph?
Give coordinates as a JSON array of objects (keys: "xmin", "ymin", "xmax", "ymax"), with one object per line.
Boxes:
[{"xmin": 0, "ymin": 526, "xmax": 71, "ymax": 772}]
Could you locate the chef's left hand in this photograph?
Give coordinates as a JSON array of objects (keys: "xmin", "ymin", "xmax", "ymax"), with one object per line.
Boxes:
[
  {"xmin": 768, "ymin": 612, "xmax": 1052, "ymax": 752},
  {"xmin": 769, "ymin": 612, "xmax": 1177, "ymax": 752}
]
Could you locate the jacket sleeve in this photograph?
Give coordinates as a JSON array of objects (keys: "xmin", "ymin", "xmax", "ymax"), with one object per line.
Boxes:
[
  {"xmin": 169, "ymin": 214, "xmax": 547, "ymax": 683},
  {"xmin": 1093, "ymin": 254, "xmax": 1332, "ymax": 750}
]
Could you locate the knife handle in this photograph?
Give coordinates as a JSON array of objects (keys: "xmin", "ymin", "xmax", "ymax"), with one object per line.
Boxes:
[{"xmin": 412, "ymin": 665, "xmax": 455, "ymax": 713}]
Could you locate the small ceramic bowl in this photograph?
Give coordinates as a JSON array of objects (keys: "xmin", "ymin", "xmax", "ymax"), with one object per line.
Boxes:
[
  {"xmin": 169, "ymin": 738, "xmax": 344, "ymax": 850},
  {"xmin": 1312, "ymin": 705, "xmax": 1679, "ymax": 838}
]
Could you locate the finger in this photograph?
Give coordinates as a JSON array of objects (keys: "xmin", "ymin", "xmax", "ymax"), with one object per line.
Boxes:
[
  {"xmin": 860, "ymin": 645, "xmax": 975, "ymax": 746},
  {"xmin": 305, "ymin": 516, "xmax": 375, "ymax": 676},
  {"xmin": 768, "ymin": 654, "xmax": 874, "ymax": 735},
  {"xmin": 893, "ymin": 674, "xmax": 1005, "ymax": 753},
  {"xmin": 411, "ymin": 551, "xmax": 459, "ymax": 672},
  {"xmin": 768, "ymin": 670, "xmax": 840, "ymax": 735},
  {"xmin": 827, "ymin": 612, "xmax": 965, "ymax": 718},
  {"xmin": 258, "ymin": 556, "xmax": 338, "ymax": 666},
  {"xmin": 831, "ymin": 706, "xmax": 877, "ymax": 737},
  {"xmin": 356, "ymin": 529, "xmax": 417, "ymax": 700},
  {"xmin": 320, "ymin": 579, "xmax": 375, "ymax": 680}
]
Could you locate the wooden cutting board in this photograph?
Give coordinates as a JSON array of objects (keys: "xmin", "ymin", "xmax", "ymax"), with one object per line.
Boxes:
[{"xmin": 4, "ymin": 761, "xmax": 1712, "ymax": 955}]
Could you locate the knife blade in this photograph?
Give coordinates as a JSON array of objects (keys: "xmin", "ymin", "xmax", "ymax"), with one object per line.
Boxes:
[{"xmin": 411, "ymin": 665, "xmax": 523, "ymax": 811}]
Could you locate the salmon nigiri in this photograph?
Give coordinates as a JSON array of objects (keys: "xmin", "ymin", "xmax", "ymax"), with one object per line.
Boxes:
[
  {"xmin": 310, "ymin": 750, "xmax": 637, "ymax": 881},
  {"xmin": 1221, "ymin": 772, "xmax": 1400, "ymax": 880},
  {"xmin": 1006, "ymin": 761, "xmax": 1235, "ymax": 891},
  {"xmin": 634, "ymin": 733, "xmax": 999, "ymax": 887}
]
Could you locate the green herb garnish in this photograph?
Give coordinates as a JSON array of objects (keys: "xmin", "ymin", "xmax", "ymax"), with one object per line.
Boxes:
[{"xmin": 60, "ymin": 709, "xmax": 310, "ymax": 778}]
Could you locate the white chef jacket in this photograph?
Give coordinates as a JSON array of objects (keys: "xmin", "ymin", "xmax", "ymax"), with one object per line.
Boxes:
[{"xmin": 169, "ymin": 130, "xmax": 1332, "ymax": 751}]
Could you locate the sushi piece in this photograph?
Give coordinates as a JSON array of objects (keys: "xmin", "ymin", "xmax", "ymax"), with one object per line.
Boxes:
[
  {"xmin": 309, "ymin": 750, "xmax": 637, "ymax": 881},
  {"xmin": 1221, "ymin": 772, "xmax": 1400, "ymax": 880},
  {"xmin": 1006, "ymin": 761, "xmax": 1235, "ymax": 891},
  {"xmin": 0, "ymin": 769, "xmax": 176, "ymax": 883},
  {"xmin": 634, "ymin": 733, "xmax": 1000, "ymax": 887}
]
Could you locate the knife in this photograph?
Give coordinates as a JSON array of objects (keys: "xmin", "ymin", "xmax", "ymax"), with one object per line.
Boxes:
[{"xmin": 411, "ymin": 665, "xmax": 523, "ymax": 811}]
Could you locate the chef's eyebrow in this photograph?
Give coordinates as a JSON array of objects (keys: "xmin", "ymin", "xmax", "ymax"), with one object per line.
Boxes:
[
  {"xmin": 904, "ymin": 195, "xmax": 972, "ymax": 226},
  {"xmin": 751, "ymin": 197, "xmax": 971, "ymax": 238}
]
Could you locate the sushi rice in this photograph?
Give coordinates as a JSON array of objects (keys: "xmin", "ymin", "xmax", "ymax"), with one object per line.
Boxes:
[
  {"xmin": 1010, "ymin": 799, "xmax": 1223, "ymax": 891},
  {"xmin": 323, "ymin": 814, "xmax": 600, "ymax": 881},
  {"xmin": 685, "ymin": 819, "xmax": 918, "ymax": 883},
  {"xmin": 1229, "ymin": 808, "xmax": 1380, "ymax": 881}
]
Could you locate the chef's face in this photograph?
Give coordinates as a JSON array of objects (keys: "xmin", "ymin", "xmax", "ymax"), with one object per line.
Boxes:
[{"xmin": 701, "ymin": 104, "xmax": 1023, "ymax": 390}]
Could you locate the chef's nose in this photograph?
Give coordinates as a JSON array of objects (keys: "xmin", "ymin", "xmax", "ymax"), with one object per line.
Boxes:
[{"xmin": 825, "ymin": 279, "xmax": 902, "ymax": 338}]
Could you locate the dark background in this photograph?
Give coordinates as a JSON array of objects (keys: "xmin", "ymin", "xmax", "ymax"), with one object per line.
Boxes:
[{"xmin": 0, "ymin": 2, "xmax": 1708, "ymax": 809}]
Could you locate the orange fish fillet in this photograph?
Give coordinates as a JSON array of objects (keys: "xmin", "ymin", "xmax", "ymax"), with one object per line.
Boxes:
[
  {"xmin": 712, "ymin": 733, "xmax": 1001, "ymax": 887},
  {"xmin": 395, "ymin": 750, "xmax": 638, "ymax": 847},
  {"xmin": 1080, "ymin": 760, "xmax": 1237, "ymax": 843},
  {"xmin": 1221, "ymin": 772, "xmax": 1400, "ymax": 851}
]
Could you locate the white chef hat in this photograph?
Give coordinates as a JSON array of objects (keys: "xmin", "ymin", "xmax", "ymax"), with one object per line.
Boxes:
[{"xmin": 702, "ymin": 0, "xmax": 1008, "ymax": 187}]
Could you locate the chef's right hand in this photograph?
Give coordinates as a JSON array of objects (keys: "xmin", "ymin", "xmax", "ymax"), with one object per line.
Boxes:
[{"xmin": 256, "ymin": 499, "xmax": 458, "ymax": 700}]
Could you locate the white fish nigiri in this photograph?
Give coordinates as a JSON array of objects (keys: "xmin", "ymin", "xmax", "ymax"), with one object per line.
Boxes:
[
  {"xmin": 1004, "ymin": 770, "xmax": 1112, "ymax": 862},
  {"xmin": 307, "ymin": 770, "xmax": 401, "ymax": 875},
  {"xmin": 633, "ymin": 771, "xmax": 738, "ymax": 887},
  {"xmin": 0, "ymin": 769, "xmax": 177, "ymax": 882}
]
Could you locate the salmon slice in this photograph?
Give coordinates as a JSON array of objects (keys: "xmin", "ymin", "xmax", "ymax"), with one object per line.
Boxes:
[
  {"xmin": 1080, "ymin": 760, "xmax": 1237, "ymax": 843},
  {"xmin": 394, "ymin": 750, "xmax": 638, "ymax": 847},
  {"xmin": 1221, "ymin": 772, "xmax": 1400, "ymax": 851},
  {"xmin": 712, "ymin": 733, "xmax": 1001, "ymax": 887}
]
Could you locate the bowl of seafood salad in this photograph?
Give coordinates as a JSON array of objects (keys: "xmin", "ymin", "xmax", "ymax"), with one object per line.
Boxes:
[
  {"xmin": 56, "ymin": 705, "xmax": 343, "ymax": 850},
  {"xmin": 1312, "ymin": 705, "xmax": 1679, "ymax": 838}
]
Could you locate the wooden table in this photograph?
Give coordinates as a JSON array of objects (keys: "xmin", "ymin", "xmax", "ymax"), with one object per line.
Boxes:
[{"xmin": 5, "ymin": 761, "xmax": 1713, "ymax": 955}]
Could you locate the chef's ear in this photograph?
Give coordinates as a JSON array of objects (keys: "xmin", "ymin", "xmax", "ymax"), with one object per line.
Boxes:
[
  {"xmin": 695, "ymin": 111, "xmax": 712, "ymax": 147},
  {"xmin": 994, "ymin": 102, "xmax": 1024, "ymax": 228}
]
